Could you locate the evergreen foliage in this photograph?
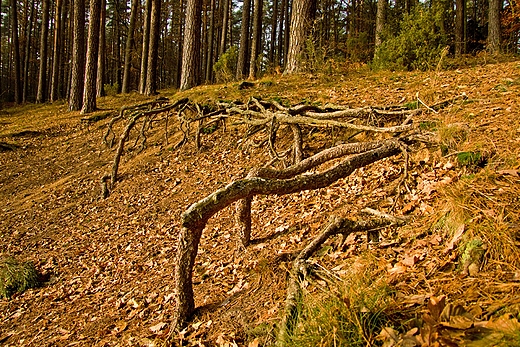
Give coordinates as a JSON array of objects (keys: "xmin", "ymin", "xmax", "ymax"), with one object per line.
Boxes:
[
  {"xmin": 0, "ymin": 257, "xmax": 39, "ymax": 299},
  {"xmin": 213, "ymin": 46, "xmax": 238, "ymax": 83},
  {"xmin": 372, "ymin": 5, "xmax": 448, "ymax": 71}
]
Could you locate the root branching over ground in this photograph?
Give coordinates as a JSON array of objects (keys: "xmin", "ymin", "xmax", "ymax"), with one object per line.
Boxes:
[
  {"xmin": 101, "ymin": 96, "xmax": 425, "ymax": 198},
  {"xmin": 101, "ymin": 96, "xmax": 449, "ymax": 340}
]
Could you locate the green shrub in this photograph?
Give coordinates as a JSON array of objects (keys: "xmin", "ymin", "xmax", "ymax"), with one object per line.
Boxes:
[
  {"xmin": 214, "ymin": 46, "xmax": 238, "ymax": 83},
  {"xmin": 372, "ymin": 5, "xmax": 448, "ymax": 71}
]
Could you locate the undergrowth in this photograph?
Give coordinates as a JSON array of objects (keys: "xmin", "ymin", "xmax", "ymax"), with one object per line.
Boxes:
[{"xmin": 285, "ymin": 254, "xmax": 399, "ymax": 346}]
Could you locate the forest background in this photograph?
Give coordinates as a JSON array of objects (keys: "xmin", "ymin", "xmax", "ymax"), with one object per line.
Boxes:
[{"xmin": 0, "ymin": 0, "xmax": 518, "ymax": 108}]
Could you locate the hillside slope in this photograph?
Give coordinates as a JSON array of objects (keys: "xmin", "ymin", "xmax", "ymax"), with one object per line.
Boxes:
[{"xmin": 1, "ymin": 61, "xmax": 520, "ymax": 346}]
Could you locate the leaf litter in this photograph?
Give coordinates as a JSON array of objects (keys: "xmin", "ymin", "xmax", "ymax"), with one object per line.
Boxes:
[{"xmin": 1, "ymin": 61, "xmax": 520, "ymax": 345}]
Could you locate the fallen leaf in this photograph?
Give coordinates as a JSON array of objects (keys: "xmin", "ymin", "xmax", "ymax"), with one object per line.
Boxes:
[
  {"xmin": 149, "ymin": 321, "xmax": 167, "ymax": 333},
  {"xmin": 445, "ymin": 224, "xmax": 465, "ymax": 254},
  {"xmin": 497, "ymin": 169, "xmax": 520, "ymax": 177}
]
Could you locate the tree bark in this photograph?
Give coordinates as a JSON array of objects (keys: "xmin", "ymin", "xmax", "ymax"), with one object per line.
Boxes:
[
  {"xmin": 236, "ymin": 0, "xmax": 251, "ymax": 79},
  {"xmin": 81, "ymin": 0, "xmax": 101, "ymax": 114},
  {"xmin": 96, "ymin": 0, "xmax": 106, "ymax": 97},
  {"xmin": 219, "ymin": 0, "xmax": 229, "ymax": 56},
  {"xmin": 375, "ymin": 0, "xmax": 386, "ymax": 49},
  {"xmin": 144, "ymin": 0, "xmax": 162, "ymax": 95},
  {"xmin": 122, "ymin": 0, "xmax": 139, "ymax": 93},
  {"xmin": 248, "ymin": 0, "xmax": 263, "ymax": 79},
  {"xmin": 205, "ymin": 0, "xmax": 216, "ymax": 82},
  {"xmin": 36, "ymin": 0, "xmax": 50, "ymax": 103},
  {"xmin": 285, "ymin": 0, "xmax": 314, "ymax": 74},
  {"xmin": 269, "ymin": 0, "xmax": 278, "ymax": 65},
  {"xmin": 139, "ymin": 0, "xmax": 152, "ymax": 94},
  {"xmin": 487, "ymin": 0, "xmax": 500, "ymax": 54},
  {"xmin": 180, "ymin": 0, "xmax": 202, "ymax": 90},
  {"xmin": 455, "ymin": 0, "xmax": 466, "ymax": 56},
  {"xmin": 22, "ymin": 0, "xmax": 35, "ymax": 103},
  {"xmin": 51, "ymin": 0, "xmax": 64, "ymax": 102},
  {"xmin": 69, "ymin": 0, "xmax": 86, "ymax": 111},
  {"xmin": 10, "ymin": 0, "xmax": 22, "ymax": 104}
]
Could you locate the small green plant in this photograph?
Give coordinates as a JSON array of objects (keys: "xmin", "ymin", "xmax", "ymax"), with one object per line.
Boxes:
[
  {"xmin": 456, "ymin": 151, "xmax": 483, "ymax": 167},
  {"xmin": 419, "ymin": 120, "xmax": 438, "ymax": 130},
  {"xmin": 285, "ymin": 256, "xmax": 397, "ymax": 346},
  {"xmin": 404, "ymin": 101, "xmax": 419, "ymax": 110},
  {"xmin": 201, "ymin": 125, "xmax": 217, "ymax": 134},
  {"xmin": 103, "ymin": 83, "xmax": 119, "ymax": 96},
  {"xmin": 0, "ymin": 257, "xmax": 39, "ymax": 299},
  {"xmin": 214, "ymin": 46, "xmax": 238, "ymax": 83}
]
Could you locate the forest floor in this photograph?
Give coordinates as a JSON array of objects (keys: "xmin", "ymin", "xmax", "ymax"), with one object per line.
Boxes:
[{"xmin": 1, "ymin": 58, "xmax": 520, "ymax": 347}]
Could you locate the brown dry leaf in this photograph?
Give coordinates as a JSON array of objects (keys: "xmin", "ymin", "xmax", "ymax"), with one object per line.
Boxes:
[
  {"xmin": 247, "ymin": 338, "xmax": 260, "ymax": 347},
  {"xmin": 439, "ymin": 315, "xmax": 474, "ymax": 330},
  {"xmin": 378, "ymin": 326, "xmax": 400, "ymax": 347},
  {"xmin": 445, "ymin": 224, "xmax": 465, "ymax": 254},
  {"xmin": 402, "ymin": 254, "xmax": 420, "ymax": 267},
  {"xmin": 497, "ymin": 169, "xmax": 520, "ymax": 177},
  {"xmin": 149, "ymin": 321, "xmax": 167, "ymax": 333},
  {"xmin": 427, "ymin": 295, "xmax": 446, "ymax": 322}
]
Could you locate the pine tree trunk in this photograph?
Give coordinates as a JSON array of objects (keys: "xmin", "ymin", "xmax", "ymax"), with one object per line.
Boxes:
[
  {"xmin": 455, "ymin": 0, "xmax": 466, "ymax": 56},
  {"xmin": 69, "ymin": 0, "xmax": 86, "ymax": 111},
  {"xmin": 248, "ymin": 0, "xmax": 263, "ymax": 79},
  {"xmin": 277, "ymin": 0, "xmax": 286, "ymax": 66},
  {"xmin": 139, "ymin": 0, "xmax": 152, "ymax": 94},
  {"xmin": 269, "ymin": 0, "xmax": 278, "ymax": 65},
  {"xmin": 81, "ymin": 0, "xmax": 101, "ymax": 114},
  {"xmin": 219, "ymin": 0, "xmax": 229, "ymax": 56},
  {"xmin": 180, "ymin": 0, "xmax": 202, "ymax": 90},
  {"xmin": 36, "ymin": 0, "xmax": 50, "ymax": 103},
  {"xmin": 144, "ymin": 0, "xmax": 161, "ymax": 95},
  {"xmin": 375, "ymin": 0, "xmax": 386, "ymax": 48},
  {"xmin": 122, "ymin": 0, "xmax": 139, "ymax": 93},
  {"xmin": 236, "ymin": 0, "xmax": 251, "ymax": 79},
  {"xmin": 51, "ymin": 0, "xmax": 64, "ymax": 102},
  {"xmin": 205, "ymin": 0, "xmax": 216, "ymax": 82},
  {"xmin": 97, "ymin": 0, "xmax": 106, "ymax": 97},
  {"xmin": 487, "ymin": 0, "xmax": 500, "ymax": 53},
  {"xmin": 10, "ymin": 0, "xmax": 22, "ymax": 103},
  {"xmin": 22, "ymin": 0, "xmax": 35, "ymax": 103},
  {"xmin": 285, "ymin": 0, "xmax": 314, "ymax": 74}
]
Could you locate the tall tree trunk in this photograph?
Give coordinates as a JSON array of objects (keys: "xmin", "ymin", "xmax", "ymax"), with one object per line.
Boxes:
[
  {"xmin": 51, "ymin": 0, "xmax": 64, "ymax": 102},
  {"xmin": 180, "ymin": 0, "xmax": 202, "ymax": 90},
  {"xmin": 22, "ymin": 0, "xmax": 35, "ymax": 103},
  {"xmin": 248, "ymin": 0, "xmax": 262, "ymax": 79},
  {"xmin": 81, "ymin": 0, "xmax": 101, "ymax": 113},
  {"xmin": 219, "ymin": 0, "xmax": 229, "ymax": 56},
  {"xmin": 144, "ymin": 0, "xmax": 161, "ymax": 95},
  {"xmin": 97, "ymin": 0, "xmax": 106, "ymax": 97},
  {"xmin": 122, "ymin": 0, "xmax": 139, "ymax": 93},
  {"xmin": 139, "ymin": 0, "xmax": 152, "ymax": 93},
  {"xmin": 455, "ymin": 0, "xmax": 466, "ymax": 56},
  {"xmin": 285, "ymin": 0, "xmax": 314, "ymax": 74},
  {"xmin": 375, "ymin": 0, "xmax": 386, "ymax": 49},
  {"xmin": 277, "ymin": 0, "xmax": 286, "ymax": 66},
  {"xmin": 205, "ymin": 0, "xmax": 216, "ymax": 82},
  {"xmin": 36, "ymin": 0, "xmax": 50, "ymax": 103},
  {"xmin": 487, "ymin": 0, "xmax": 500, "ymax": 53},
  {"xmin": 69, "ymin": 0, "xmax": 85, "ymax": 111},
  {"xmin": 11, "ymin": 0, "xmax": 22, "ymax": 103},
  {"xmin": 269, "ymin": 0, "xmax": 278, "ymax": 65},
  {"xmin": 236, "ymin": 0, "xmax": 251, "ymax": 79}
]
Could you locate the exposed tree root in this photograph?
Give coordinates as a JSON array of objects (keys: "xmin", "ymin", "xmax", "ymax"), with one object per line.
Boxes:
[
  {"xmin": 276, "ymin": 209, "xmax": 406, "ymax": 345},
  {"xmin": 170, "ymin": 139, "xmax": 413, "ymax": 333}
]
